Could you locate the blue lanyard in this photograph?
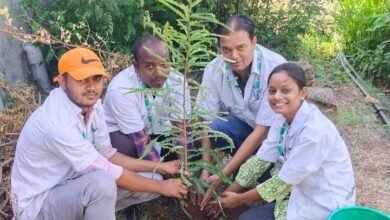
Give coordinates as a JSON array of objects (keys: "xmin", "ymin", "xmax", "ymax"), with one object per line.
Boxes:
[
  {"xmin": 225, "ymin": 45, "xmax": 262, "ymax": 108},
  {"xmin": 277, "ymin": 121, "xmax": 289, "ymax": 156}
]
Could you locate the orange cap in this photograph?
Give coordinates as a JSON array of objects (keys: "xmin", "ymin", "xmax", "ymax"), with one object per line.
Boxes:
[{"xmin": 54, "ymin": 47, "xmax": 110, "ymax": 82}]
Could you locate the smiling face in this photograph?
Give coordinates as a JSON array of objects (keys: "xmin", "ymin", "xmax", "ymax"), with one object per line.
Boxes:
[
  {"xmin": 268, "ymin": 71, "xmax": 307, "ymax": 123},
  {"xmin": 219, "ymin": 30, "xmax": 257, "ymax": 77},
  {"xmin": 58, "ymin": 74, "xmax": 104, "ymax": 111},
  {"xmin": 134, "ymin": 41, "xmax": 170, "ymax": 88}
]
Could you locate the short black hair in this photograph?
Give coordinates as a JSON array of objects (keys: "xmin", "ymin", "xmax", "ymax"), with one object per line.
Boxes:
[
  {"xmin": 268, "ymin": 62, "xmax": 307, "ymax": 89},
  {"xmin": 216, "ymin": 15, "xmax": 255, "ymax": 39},
  {"xmin": 132, "ymin": 35, "xmax": 163, "ymax": 62}
]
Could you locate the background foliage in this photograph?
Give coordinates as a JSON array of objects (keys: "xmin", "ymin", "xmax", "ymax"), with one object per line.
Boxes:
[
  {"xmin": 14, "ymin": 0, "xmax": 390, "ymax": 84},
  {"xmin": 18, "ymin": 0, "xmax": 327, "ymax": 62},
  {"xmin": 335, "ymin": 0, "xmax": 390, "ymax": 83},
  {"xmin": 18, "ymin": 0, "xmax": 179, "ymax": 77},
  {"xmin": 19, "ymin": 0, "xmax": 180, "ymax": 54},
  {"xmin": 241, "ymin": 0, "xmax": 327, "ymax": 59}
]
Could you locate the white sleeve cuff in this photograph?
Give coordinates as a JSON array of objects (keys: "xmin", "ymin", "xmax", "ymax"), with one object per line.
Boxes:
[
  {"xmin": 80, "ymin": 154, "xmax": 124, "ymax": 180},
  {"xmin": 97, "ymin": 145, "xmax": 117, "ymax": 158}
]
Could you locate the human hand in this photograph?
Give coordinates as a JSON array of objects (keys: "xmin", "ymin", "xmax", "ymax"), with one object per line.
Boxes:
[
  {"xmin": 218, "ymin": 191, "xmax": 242, "ymax": 208},
  {"xmin": 160, "ymin": 178, "xmax": 188, "ymax": 199},
  {"xmin": 200, "ymin": 174, "xmax": 223, "ymax": 210},
  {"xmin": 159, "ymin": 160, "xmax": 182, "ymax": 175},
  {"xmin": 203, "ymin": 199, "xmax": 222, "ymax": 219},
  {"xmin": 205, "ymin": 192, "xmax": 242, "ymax": 219}
]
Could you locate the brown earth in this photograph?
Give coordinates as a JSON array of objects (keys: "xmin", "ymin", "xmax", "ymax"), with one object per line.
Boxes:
[{"xmin": 333, "ymin": 85, "xmax": 390, "ymax": 212}]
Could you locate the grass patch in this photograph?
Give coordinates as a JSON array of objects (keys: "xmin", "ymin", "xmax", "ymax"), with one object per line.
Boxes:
[{"xmin": 337, "ymin": 107, "xmax": 362, "ymax": 126}]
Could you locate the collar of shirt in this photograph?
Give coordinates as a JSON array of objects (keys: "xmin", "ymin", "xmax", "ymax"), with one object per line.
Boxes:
[
  {"xmin": 287, "ymin": 101, "xmax": 313, "ymax": 136},
  {"xmin": 251, "ymin": 45, "xmax": 263, "ymax": 76}
]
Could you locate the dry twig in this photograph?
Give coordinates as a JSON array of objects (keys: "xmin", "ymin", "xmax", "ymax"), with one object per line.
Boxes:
[{"xmin": 0, "ymin": 141, "xmax": 17, "ymax": 148}]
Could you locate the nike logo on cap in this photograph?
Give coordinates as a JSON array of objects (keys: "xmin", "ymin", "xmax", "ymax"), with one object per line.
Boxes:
[{"xmin": 81, "ymin": 57, "xmax": 99, "ymax": 64}]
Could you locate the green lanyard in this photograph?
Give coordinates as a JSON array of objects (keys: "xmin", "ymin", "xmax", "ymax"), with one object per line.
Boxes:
[
  {"xmin": 81, "ymin": 124, "xmax": 96, "ymax": 145},
  {"xmin": 277, "ymin": 121, "xmax": 289, "ymax": 156},
  {"xmin": 141, "ymin": 82, "xmax": 154, "ymax": 127},
  {"xmin": 225, "ymin": 45, "xmax": 262, "ymax": 108}
]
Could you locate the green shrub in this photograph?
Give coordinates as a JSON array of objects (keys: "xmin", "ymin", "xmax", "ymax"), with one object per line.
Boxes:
[
  {"xmin": 19, "ymin": 0, "xmax": 146, "ymax": 53},
  {"xmin": 242, "ymin": 0, "xmax": 327, "ymax": 59},
  {"xmin": 19, "ymin": 0, "xmax": 327, "ymax": 63},
  {"xmin": 335, "ymin": 0, "xmax": 390, "ymax": 82}
]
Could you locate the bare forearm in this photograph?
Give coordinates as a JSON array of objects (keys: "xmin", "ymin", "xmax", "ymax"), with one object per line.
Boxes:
[
  {"xmin": 238, "ymin": 188, "xmax": 262, "ymax": 204},
  {"xmin": 201, "ymin": 129, "xmax": 212, "ymax": 162},
  {"xmin": 225, "ymin": 182, "xmax": 243, "ymax": 193},
  {"xmin": 110, "ymin": 152, "xmax": 163, "ymax": 173},
  {"xmin": 200, "ymin": 129, "xmax": 212, "ymax": 177},
  {"xmin": 172, "ymin": 121, "xmax": 188, "ymax": 160}
]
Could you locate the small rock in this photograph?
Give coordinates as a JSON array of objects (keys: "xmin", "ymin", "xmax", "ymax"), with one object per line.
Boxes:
[
  {"xmin": 308, "ymin": 87, "xmax": 337, "ymax": 108},
  {"xmin": 307, "ymin": 87, "xmax": 338, "ymax": 120},
  {"xmin": 365, "ymin": 96, "xmax": 380, "ymax": 105}
]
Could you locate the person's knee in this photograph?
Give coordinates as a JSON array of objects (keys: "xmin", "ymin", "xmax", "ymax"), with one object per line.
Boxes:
[
  {"xmin": 110, "ymin": 131, "xmax": 137, "ymax": 157},
  {"xmin": 134, "ymin": 172, "xmax": 161, "ymax": 202},
  {"xmin": 210, "ymin": 118, "xmax": 230, "ymax": 134},
  {"xmin": 239, "ymin": 210, "xmax": 258, "ymax": 220},
  {"xmin": 239, "ymin": 211, "xmax": 251, "ymax": 220},
  {"xmin": 209, "ymin": 118, "xmax": 236, "ymax": 150},
  {"xmin": 86, "ymin": 171, "xmax": 117, "ymax": 200},
  {"xmin": 239, "ymin": 204, "xmax": 275, "ymax": 220},
  {"xmin": 139, "ymin": 192, "xmax": 160, "ymax": 203}
]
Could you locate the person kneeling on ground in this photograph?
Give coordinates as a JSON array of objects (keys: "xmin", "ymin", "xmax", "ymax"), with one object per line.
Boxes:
[
  {"xmin": 197, "ymin": 14, "xmax": 286, "ymax": 208},
  {"xmin": 208, "ymin": 62, "xmax": 355, "ymax": 220},
  {"xmin": 11, "ymin": 48, "xmax": 188, "ymax": 220},
  {"xmin": 104, "ymin": 35, "xmax": 191, "ymax": 162}
]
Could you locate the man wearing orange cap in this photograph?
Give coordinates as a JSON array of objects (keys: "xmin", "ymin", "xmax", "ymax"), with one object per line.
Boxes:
[{"xmin": 11, "ymin": 48, "xmax": 188, "ymax": 220}]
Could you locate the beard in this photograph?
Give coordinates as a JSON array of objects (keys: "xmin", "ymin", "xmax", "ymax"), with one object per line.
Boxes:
[{"xmin": 63, "ymin": 84, "xmax": 99, "ymax": 109}]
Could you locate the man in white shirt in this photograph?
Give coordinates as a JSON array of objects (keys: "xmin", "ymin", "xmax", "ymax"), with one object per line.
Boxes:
[
  {"xmin": 197, "ymin": 15, "xmax": 286, "ymax": 208},
  {"xmin": 11, "ymin": 48, "xmax": 188, "ymax": 220},
  {"xmin": 104, "ymin": 35, "xmax": 190, "ymax": 162}
]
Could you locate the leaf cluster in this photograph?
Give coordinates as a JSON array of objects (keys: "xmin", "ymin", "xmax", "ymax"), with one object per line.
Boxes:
[{"xmin": 19, "ymin": 0, "xmax": 144, "ymax": 53}]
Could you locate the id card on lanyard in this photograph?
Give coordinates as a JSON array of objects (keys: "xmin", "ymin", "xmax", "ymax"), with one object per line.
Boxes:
[
  {"xmin": 81, "ymin": 123, "xmax": 97, "ymax": 147},
  {"xmin": 140, "ymin": 81, "xmax": 170, "ymax": 130},
  {"xmin": 277, "ymin": 121, "xmax": 290, "ymax": 163}
]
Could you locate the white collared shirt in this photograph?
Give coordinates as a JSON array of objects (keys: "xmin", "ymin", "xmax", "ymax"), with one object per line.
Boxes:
[
  {"xmin": 11, "ymin": 88, "xmax": 112, "ymax": 220},
  {"xmin": 104, "ymin": 65, "xmax": 191, "ymax": 135},
  {"xmin": 197, "ymin": 44, "xmax": 286, "ymax": 127},
  {"xmin": 257, "ymin": 101, "xmax": 356, "ymax": 219}
]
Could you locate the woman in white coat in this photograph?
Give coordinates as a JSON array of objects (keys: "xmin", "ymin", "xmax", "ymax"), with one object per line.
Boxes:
[{"xmin": 215, "ymin": 62, "xmax": 355, "ymax": 220}]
